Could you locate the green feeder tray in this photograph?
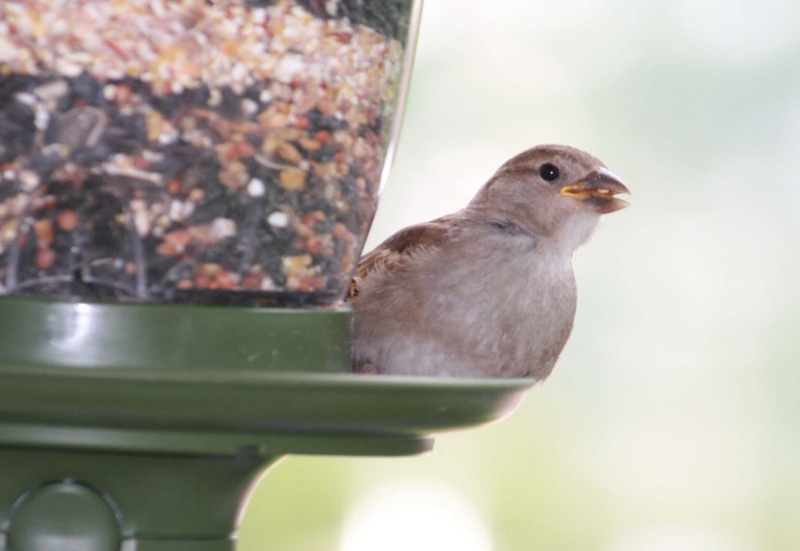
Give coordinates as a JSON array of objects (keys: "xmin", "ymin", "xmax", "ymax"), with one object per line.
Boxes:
[{"xmin": 0, "ymin": 298, "xmax": 534, "ymax": 550}]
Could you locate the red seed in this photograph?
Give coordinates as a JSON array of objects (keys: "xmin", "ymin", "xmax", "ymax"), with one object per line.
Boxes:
[
  {"xmin": 242, "ymin": 273, "xmax": 262, "ymax": 289},
  {"xmin": 36, "ymin": 248, "xmax": 56, "ymax": 269},
  {"xmin": 56, "ymin": 210, "xmax": 78, "ymax": 231},
  {"xmin": 329, "ymin": 31, "xmax": 353, "ymax": 44},
  {"xmin": 132, "ymin": 155, "xmax": 149, "ymax": 170},
  {"xmin": 306, "ymin": 236, "xmax": 322, "ymax": 254},
  {"xmin": 315, "ymin": 130, "xmax": 332, "ymax": 144},
  {"xmin": 235, "ymin": 140, "xmax": 256, "ymax": 158}
]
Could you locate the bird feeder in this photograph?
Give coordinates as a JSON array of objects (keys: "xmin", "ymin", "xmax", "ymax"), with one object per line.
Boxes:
[{"xmin": 0, "ymin": 1, "xmax": 534, "ymax": 549}]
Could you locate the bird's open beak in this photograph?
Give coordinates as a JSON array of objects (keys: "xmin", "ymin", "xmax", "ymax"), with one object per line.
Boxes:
[{"xmin": 560, "ymin": 167, "xmax": 631, "ymax": 214}]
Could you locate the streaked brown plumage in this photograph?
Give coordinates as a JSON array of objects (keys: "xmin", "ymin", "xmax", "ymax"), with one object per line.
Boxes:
[{"xmin": 348, "ymin": 144, "xmax": 630, "ymax": 379}]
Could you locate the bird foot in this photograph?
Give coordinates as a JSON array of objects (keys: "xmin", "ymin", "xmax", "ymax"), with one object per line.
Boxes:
[{"xmin": 353, "ymin": 362, "xmax": 379, "ymax": 375}]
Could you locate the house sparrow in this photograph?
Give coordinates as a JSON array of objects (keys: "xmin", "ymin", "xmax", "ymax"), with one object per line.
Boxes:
[{"xmin": 348, "ymin": 144, "xmax": 630, "ymax": 379}]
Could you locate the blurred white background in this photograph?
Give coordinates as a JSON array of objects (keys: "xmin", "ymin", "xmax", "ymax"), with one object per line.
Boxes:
[{"xmin": 241, "ymin": 1, "xmax": 800, "ymax": 549}]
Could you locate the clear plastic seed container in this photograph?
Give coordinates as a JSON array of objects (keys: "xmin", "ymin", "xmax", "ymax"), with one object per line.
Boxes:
[{"xmin": 0, "ymin": 0, "xmax": 420, "ymax": 306}]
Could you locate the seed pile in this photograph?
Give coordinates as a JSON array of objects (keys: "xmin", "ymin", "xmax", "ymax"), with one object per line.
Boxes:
[{"xmin": 0, "ymin": 0, "xmax": 409, "ymax": 305}]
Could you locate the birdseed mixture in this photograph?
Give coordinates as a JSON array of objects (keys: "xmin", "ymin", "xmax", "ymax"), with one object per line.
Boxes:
[{"xmin": 0, "ymin": 0, "xmax": 411, "ymax": 305}]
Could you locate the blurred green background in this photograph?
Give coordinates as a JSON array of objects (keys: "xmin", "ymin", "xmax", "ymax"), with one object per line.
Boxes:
[{"xmin": 240, "ymin": 1, "xmax": 800, "ymax": 549}]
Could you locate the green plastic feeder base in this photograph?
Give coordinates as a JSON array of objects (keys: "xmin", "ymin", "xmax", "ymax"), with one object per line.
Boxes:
[{"xmin": 0, "ymin": 297, "xmax": 534, "ymax": 549}]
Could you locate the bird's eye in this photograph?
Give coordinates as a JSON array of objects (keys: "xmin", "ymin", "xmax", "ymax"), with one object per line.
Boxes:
[{"xmin": 538, "ymin": 163, "xmax": 560, "ymax": 182}]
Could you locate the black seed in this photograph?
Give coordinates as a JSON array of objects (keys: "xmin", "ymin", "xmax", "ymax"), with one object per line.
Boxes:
[{"xmin": 68, "ymin": 72, "xmax": 107, "ymax": 107}]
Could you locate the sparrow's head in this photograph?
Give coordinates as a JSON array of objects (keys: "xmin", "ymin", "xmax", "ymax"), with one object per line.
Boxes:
[{"xmin": 468, "ymin": 144, "xmax": 630, "ymax": 247}]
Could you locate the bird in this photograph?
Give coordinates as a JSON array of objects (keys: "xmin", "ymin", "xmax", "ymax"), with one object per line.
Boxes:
[{"xmin": 347, "ymin": 144, "xmax": 630, "ymax": 379}]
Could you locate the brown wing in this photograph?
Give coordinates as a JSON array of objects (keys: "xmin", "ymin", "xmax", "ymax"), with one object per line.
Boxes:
[{"xmin": 347, "ymin": 216, "xmax": 455, "ymax": 300}]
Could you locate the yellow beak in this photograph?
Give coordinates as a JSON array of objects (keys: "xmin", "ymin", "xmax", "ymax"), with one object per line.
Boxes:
[{"xmin": 560, "ymin": 167, "xmax": 631, "ymax": 214}]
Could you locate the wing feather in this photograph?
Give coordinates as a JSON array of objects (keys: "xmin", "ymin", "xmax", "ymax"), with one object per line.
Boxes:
[{"xmin": 347, "ymin": 215, "xmax": 455, "ymax": 300}]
